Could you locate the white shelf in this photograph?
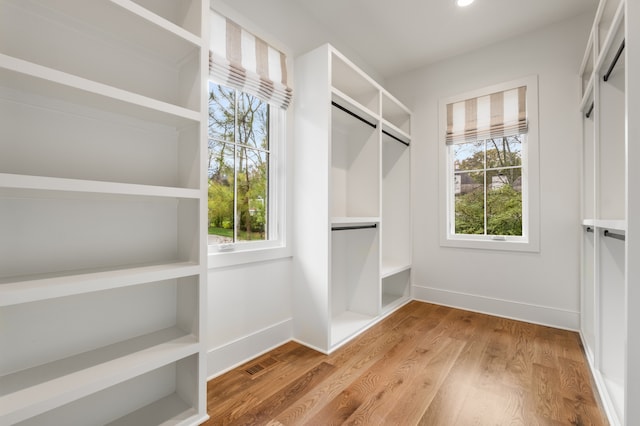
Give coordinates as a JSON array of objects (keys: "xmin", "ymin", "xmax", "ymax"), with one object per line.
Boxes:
[
  {"xmin": 331, "ymin": 88, "xmax": 379, "ymax": 126},
  {"xmin": 331, "ymin": 217, "xmax": 380, "ymax": 227},
  {"xmin": 109, "ymin": 0, "xmax": 203, "ymax": 46},
  {"xmin": 0, "ymin": 54, "xmax": 200, "ymax": 127},
  {"xmin": 106, "ymin": 393, "xmax": 201, "ymax": 426},
  {"xmin": 0, "ymin": 261, "xmax": 199, "ymax": 307},
  {"xmin": 2, "ymin": 0, "xmax": 201, "ymax": 63},
  {"xmin": 0, "ymin": 327, "xmax": 199, "ymax": 425},
  {"xmin": 582, "ymin": 219, "xmax": 626, "ymax": 232},
  {"xmin": 0, "ymin": 173, "xmax": 201, "ymax": 200},
  {"xmin": 381, "ymin": 262, "xmax": 411, "ymax": 279},
  {"xmin": 580, "ymin": 74, "xmax": 595, "ymax": 112},
  {"xmin": 382, "ymin": 91, "xmax": 411, "ymax": 134},
  {"xmin": 382, "ymin": 120, "xmax": 411, "ymax": 145},
  {"xmin": 330, "ymin": 48, "xmax": 380, "ymax": 114},
  {"xmin": 595, "ymin": 0, "xmax": 625, "ymax": 61},
  {"xmin": 330, "ymin": 311, "xmax": 376, "ymax": 348}
]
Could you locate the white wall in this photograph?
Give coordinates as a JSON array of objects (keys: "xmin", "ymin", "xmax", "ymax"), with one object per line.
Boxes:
[
  {"xmin": 206, "ymin": 3, "xmax": 295, "ymax": 378},
  {"xmin": 207, "ymin": 258, "xmax": 292, "ymax": 377},
  {"xmin": 386, "ymin": 13, "xmax": 593, "ymax": 330}
]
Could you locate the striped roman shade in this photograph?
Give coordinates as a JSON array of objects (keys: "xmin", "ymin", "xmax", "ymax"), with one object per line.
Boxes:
[
  {"xmin": 210, "ymin": 11, "xmax": 293, "ymax": 109},
  {"xmin": 446, "ymin": 86, "xmax": 527, "ymax": 144}
]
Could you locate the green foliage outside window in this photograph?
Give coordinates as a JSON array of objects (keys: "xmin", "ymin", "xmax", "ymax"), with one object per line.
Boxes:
[
  {"xmin": 208, "ymin": 83, "xmax": 270, "ymax": 243},
  {"xmin": 453, "ymin": 136, "xmax": 523, "ymax": 236}
]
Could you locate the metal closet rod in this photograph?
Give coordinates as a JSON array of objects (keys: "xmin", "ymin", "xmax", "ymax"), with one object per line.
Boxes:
[
  {"xmin": 604, "ymin": 229, "xmax": 625, "ymax": 241},
  {"xmin": 331, "ymin": 101, "xmax": 377, "ymax": 129},
  {"xmin": 586, "ymin": 226, "xmax": 594, "ymax": 233},
  {"xmin": 382, "ymin": 129, "xmax": 410, "ymax": 147},
  {"xmin": 603, "ymin": 39, "xmax": 625, "ymax": 82},
  {"xmin": 585, "ymin": 101, "xmax": 594, "ymax": 119},
  {"xmin": 331, "ymin": 224, "xmax": 377, "ymax": 231}
]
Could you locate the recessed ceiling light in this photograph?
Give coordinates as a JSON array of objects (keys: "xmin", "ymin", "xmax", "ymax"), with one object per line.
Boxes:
[{"xmin": 457, "ymin": 0, "xmax": 475, "ymax": 7}]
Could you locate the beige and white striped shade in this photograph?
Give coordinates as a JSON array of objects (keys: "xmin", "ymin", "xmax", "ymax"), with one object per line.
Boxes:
[
  {"xmin": 446, "ymin": 86, "xmax": 527, "ymax": 144},
  {"xmin": 210, "ymin": 11, "xmax": 292, "ymax": 109}
]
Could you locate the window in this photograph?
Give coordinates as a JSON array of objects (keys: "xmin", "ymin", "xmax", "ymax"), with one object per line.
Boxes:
[
  {"xmin": 207, "ymin": 9, "xmax": 292, "ymax": 265},
  {"xmin": 439, "ymin": 77, "xmax": 539, "ymax": 251},
  {"xmin": 207, "ymin": 82, "xmax": 283, "ymax": 250}
]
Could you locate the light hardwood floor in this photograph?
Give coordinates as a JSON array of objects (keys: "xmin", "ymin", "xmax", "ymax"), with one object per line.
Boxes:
[{"xmin": 204, "ymin": 301, "xmax": 608, "ymax": 425}]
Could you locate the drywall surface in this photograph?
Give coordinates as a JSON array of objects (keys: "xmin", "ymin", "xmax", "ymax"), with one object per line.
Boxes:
[
  {"xmin": 386, "ymin": 13, "xmax": 593, "ymax": 329},
  {"xmin": 207, "ymin": 257, "xmax": 293, "ymax": 377}
]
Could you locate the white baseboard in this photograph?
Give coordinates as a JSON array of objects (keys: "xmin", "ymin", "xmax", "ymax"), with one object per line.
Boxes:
[
  {"xmin": 413, "ymin": 285, "xmax": 579, "ymax": 331},
  {"xmin": 207, "ymin": 318, "xmax": 293, "ymax": 379}
]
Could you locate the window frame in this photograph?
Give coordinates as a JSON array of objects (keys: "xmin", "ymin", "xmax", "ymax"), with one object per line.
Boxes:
[
  {"xmin": 207, "ymin": 6, "xmax": 293, "ymax": 268},
  {"xmin": 438, "ymin": 76, "xmax": 540, "ymax": 252},
  {"xmin": 207, "ymin": 82, "xmax": 290, "ymax": 268}
]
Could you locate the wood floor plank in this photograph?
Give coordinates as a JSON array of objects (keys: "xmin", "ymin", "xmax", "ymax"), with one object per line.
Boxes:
[
  {"xmin": 418, "ymin": 316, "xmax": 494, "ymax": 424},
  {"xmin": 382, "ymin": 337, "xmax": 466, "ymax": 425},
  {"xmin": 205, "ymin": 344, "xmax": 325, "ymax": 422},
  {"xmin": 228, "ymin": 362, "xmax": 335, "ymax": 426},
  {"xmin": 532, "ymin": 362, "xmax": 564, "ymax": 422},
  {"xmin": 270, "ymin": 321, "xmax": 409, "ymax": 424},
  {"xmin": 205, "ymin": 301, "xmax": 608, "ymax": 426}
]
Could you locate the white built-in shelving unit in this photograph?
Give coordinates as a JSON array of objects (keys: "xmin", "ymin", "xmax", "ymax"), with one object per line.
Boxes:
[
  {"xmin": 0, "ymin": 0, "xmax": 209, "ymax": 424},
  {"xmin": 293, "ymin": 44, "xmax": 411, "ymax": 353},
  {"xmin": 578, "ymin": 0, "xmax": 639, "ymax": 424}
]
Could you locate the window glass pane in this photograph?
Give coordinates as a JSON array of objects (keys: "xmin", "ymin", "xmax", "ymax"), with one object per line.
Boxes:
[
  {"xmin": 454, "ymin": 140, "xmax": 485, "ymax": 172},
  {"xmin": 454, "ymin": 171, "xmax": 485, "ymax": 235},
  {"xmin": 487, "ymin": 168, "xmax": 523, "ymax": 236},
  {"xmin": 236, "ymin": 147, "xmax": 269, "ymax": 242},
  {"xmin": 208, "ymin": 140, "xmax": 235, "ymax": 244},
  {"xmin": 237, "ymin": 92, "xmax": 269, "ymax": 150},
  {"xmin": 486, "ymin": 136, "xmax": 522, "ymax": 169},
  {"xmin": 208, "ymin": 82, "xmax": 235, "ymax": 141}
]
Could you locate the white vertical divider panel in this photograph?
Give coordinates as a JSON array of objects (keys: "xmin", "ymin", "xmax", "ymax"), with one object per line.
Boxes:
[
  {"xmin": 292, "ymin": 46, "xmax": 332, "ymax": 352},
  {"xmin": 624, "ymin": 0, "xmax": 640, "ymax": 423}
]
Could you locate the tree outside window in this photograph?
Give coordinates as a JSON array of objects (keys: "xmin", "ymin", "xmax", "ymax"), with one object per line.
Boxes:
[
  {"xmin": 453, "ymin": 135, "xmax": 523, "ymax": 236},
  {"xmin": 207, "ymin": 82, "xmax": 270, "ymax": 245}
]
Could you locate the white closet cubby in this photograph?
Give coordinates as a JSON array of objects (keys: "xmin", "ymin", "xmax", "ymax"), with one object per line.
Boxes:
[
  {"xmin": 578, "ymin": 0, "xmax": 636, "ymax": 424},
  {"xmin": 293, "ymin": 44, "xmax": 411, "ymax": 353},
  {"xmin": 0, "ymin": 0, "xmax": 208, "ymax": 424},
  {"xmin": 331, "ymin": 102, "xmax": 380, "ymax": 220}
]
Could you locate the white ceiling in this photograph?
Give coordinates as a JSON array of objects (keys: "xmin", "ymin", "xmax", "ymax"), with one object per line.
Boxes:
[{"xmin": 217, "ymin": 0, "xmax": 598, "ymax": 81}]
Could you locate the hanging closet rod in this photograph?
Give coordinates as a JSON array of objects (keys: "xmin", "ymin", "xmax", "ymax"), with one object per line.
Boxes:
[
  {"xmin": 382, "ymin": 129, "xmax": 410, "ymax": 147},
  {"xmin": 331, "ymin": 224, "xmax": 377, "ymax": 231},
  {"xmin": 331, "ymin": 101, "xmax": 377, "ymax": 129},
  {"xmin": 603, "ymin": 39, "xmax": 625, "ymax": 82},
  {"xmin": 586, "ymin": 226, "xmax": 594, "ymax": 233},
  {"xmin": 604, "ymin": 229, "xmax": 625, "ymax": 241},
  {"xmin": 585, "ymin": 101, "xmax": 594, "ymax": 119}
]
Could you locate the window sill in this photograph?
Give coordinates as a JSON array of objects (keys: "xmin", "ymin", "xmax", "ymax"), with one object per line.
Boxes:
[
  {"xmin": 207, "ymin": 243, "xmax": 292, "ymax": 269},
  {"xmin": 440, "ymin": 235, "xmax": 539, "ymax": 253}
]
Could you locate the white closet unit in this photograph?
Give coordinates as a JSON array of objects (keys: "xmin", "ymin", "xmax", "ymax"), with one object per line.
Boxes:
[
  {"xmin": 293, "ymin": 44, "xmax": 411, "ymax": 353},
  {"xmin": 579, "ymin": 0, "xmax": 638, "ymax": 424},
  {"xmin": 0, "ymin": 0, "xmax": 208, "ymax": 425}
]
